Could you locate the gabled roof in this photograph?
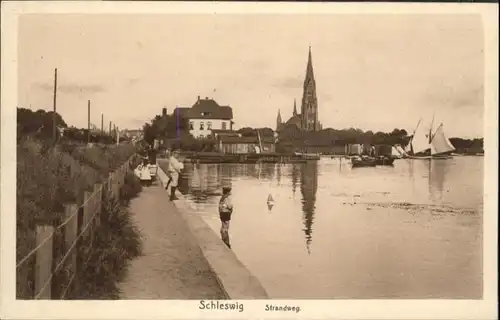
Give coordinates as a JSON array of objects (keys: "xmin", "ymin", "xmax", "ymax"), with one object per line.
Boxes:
[
  {"xmin": 285, "ymin": 114, "xmax": 301, "ymax": 127},
  {"xmin": 187, "ymin": 98, "xmax": 233, "ymax": 120}
]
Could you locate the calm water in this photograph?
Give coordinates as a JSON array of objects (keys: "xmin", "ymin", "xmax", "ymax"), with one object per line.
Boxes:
[{"xmin": 173, "ymin": 156, "xmax": 483, "ymax": 299}]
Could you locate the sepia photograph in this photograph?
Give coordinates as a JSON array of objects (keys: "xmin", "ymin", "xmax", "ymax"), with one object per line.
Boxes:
[{"xmin": 1, "ymin": 2, "xmax": 498, "ymax": 320}]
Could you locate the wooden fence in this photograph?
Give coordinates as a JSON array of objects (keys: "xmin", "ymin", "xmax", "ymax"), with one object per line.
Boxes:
[{"xmin": 16, "ymin": 153, "xmax": 139, "ymax": 299}]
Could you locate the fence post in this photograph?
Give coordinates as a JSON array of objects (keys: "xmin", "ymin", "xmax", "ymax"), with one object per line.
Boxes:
[
  {"xmin": 83, "ymin": 191, "xmax": 92, "ymax": 240},
  {"xmin": 94, "ymin": 184, "xmax": 102, "ymax": 227},
  {"xmin": 62, "ymin": 204, "xmax": 78, "ymax": 298},
  {"xmin": 35, "ymin": 225, "xmax": 54, "ymax": 299}
]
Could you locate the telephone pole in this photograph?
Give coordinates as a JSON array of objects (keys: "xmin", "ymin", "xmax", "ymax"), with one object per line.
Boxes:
[
  {"xmin": 52, "ymin": 68, "xmax": 58, "ymax": 145},
  {"xmin": 87, "ymin": 100, "xmax": 91, "ymax": 144}
]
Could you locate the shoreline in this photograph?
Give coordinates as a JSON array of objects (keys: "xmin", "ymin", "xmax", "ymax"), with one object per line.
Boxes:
[{"xmin": 156, "ymin": 163, "xmax": 269, "ymax": 299}]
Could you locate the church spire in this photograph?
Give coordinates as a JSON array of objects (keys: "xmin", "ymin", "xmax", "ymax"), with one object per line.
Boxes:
[
  {"xmin": 304, "ymin": 46, "xmax": 315, "ymax": 87},
  {"xmin": 276, "ymin": 109, "xmax": 282, "ymax": 131},
  {"xmin": 293, "ymin": 98, "xmax": 298, "ymax": 116},
  {"xmin": 300, "ymin": 46, "xmax": 319, "ymax": 131}
]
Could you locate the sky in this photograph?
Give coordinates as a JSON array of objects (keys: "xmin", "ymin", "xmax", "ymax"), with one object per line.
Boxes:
[{"xmin": 18, "ymin": 14, "xmax": 485, "ymax": 138}]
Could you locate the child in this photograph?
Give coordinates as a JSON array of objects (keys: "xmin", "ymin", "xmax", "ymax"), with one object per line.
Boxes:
[{"xmin": 218, "ymin": 181, "xmax": 233, "ymax": 249}]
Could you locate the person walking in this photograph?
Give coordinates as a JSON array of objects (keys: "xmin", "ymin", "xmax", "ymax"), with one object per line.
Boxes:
[
  {"xmin": 164, "ymin": 149, "xmax": 173, "ymax": 189},
  {"xmin": 218, "ymin": 180, "xmax": 233, "ymax": 249},
  {"xmin": 167, "ymin": 150, "xmax": 183, "ymax": 201}
]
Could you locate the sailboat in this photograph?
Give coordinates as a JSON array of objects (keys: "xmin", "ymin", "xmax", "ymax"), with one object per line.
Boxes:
[{"xmin": 407, "ymin": 115, "xmax": 455, "ymax": 160}]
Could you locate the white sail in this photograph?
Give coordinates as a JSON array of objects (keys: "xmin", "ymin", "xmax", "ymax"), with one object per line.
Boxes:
[
  {"xmin": 404, "ymin": 143, "xmax": 412, "ymax": 153},
  {"xmin": 430, "ymin": 124, "xmax": 455, "ymax": 155},
  {"xmin": 411, "ymin": 123, "xmax": 431, "ymax": 154},
  {"xmin": 396, "ymin": 145, "xmax": 407, "ymax": 156},
  {"xmin": 391, "ymin": 146, "xmax": 403, "ymax": 158}
]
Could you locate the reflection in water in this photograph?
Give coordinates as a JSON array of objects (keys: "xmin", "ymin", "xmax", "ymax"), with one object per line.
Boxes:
[
  {"xmin": 169, "ymin": 157, "xmax": 482, "ymax": 299},
  {"xmin": 428, "ymin": 160, "xmax": 448, "ymax": 202},
  {"xmin": 291, "ymin": 164, "xmax": 299, "ymax": 195},
  {"xmin": 276, "ymin": 164, "xmax": 282, "ymax": 186},
  {"xmin": 300, "ymin": 162, "xmax": 319, "ymax": 254}
]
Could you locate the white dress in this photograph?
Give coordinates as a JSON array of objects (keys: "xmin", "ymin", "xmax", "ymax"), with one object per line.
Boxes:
[{"xmin": 135, "ymin": 164, "xmax": 152, "ymax": 181}]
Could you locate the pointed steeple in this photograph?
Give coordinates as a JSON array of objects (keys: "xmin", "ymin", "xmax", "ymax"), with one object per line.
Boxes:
[
  {"xmin": 276, "ymin": 109, "xmax": 282, "ymax": 131},
  {"xmin": 293, "ymin": 98, "xmax": 298, "ymax": 116},
  {"xmin": 300, "ymin": 45, "xmax": 319, "ymax": 132},
  {"xmin": 304, "ymin": 46, "xmax": 315, "ymax": 87}
]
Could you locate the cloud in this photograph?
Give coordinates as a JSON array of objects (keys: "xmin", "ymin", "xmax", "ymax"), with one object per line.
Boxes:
[
  {"xmin": 422, "ymin": 81, "xmax": 484, "ymax": 110},
  {"xmin": 126, "ymin": 78, "xmax": 139, "ymax": 86},
  {"xmin": 34, "ymin": 82, "xmax": 106, "ymax": 94}
]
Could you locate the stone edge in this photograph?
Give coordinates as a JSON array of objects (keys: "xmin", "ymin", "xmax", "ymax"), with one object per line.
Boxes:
[{"xmin": 156, "ymin": 166, "xmax": 269, "ymax": 300}]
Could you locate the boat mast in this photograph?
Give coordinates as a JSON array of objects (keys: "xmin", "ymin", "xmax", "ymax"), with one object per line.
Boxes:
[{"xmin": 428, "ymin": 112, "xmax": 435, "ymax": 144}]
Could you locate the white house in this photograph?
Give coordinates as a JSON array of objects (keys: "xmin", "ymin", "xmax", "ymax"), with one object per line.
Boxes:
[{"xmin": 185, "ymin": 96, "xmax": 234, "ymax": 139}]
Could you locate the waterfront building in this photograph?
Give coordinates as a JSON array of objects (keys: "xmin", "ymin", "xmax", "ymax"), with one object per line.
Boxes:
[{"xmin": 180, "ymin": 96, "xmax": 234, "ymax": 139}]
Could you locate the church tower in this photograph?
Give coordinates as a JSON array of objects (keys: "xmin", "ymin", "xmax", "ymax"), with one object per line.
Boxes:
[
  {"xmin": 276, "ymin": 109, "xmax": 282, "ymax": 131},
  {"xmin": 300, "ymin": 46, "xmax": 320, "ymax": 131}
]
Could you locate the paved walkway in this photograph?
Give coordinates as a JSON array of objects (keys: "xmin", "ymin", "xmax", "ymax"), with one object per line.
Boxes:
[{"xmin": 118, "ymin": 181, "xmax": 226, "ymax": 299}]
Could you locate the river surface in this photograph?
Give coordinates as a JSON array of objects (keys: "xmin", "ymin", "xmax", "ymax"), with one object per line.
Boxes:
[{"xmin": 170, "ymin": 156, "xmax": 483, "ymax": 299}]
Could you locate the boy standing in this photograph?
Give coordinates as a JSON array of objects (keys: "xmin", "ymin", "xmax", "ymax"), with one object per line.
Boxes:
[{"xmin": 219, "ymin": 181, "xmax": 233, "ymax": 249}]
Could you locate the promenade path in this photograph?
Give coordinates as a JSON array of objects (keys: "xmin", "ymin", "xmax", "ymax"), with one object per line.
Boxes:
[{"xmin": 118, "ymin": 181, "xmax": 226, "ymax": 299}]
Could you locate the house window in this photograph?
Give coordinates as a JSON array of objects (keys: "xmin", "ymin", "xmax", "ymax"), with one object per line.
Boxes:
[
  {"xmin": 189, "ymin": 121, "xmax": 194, "ymax": 130},
  {"xmin": 207, "ymin": 121, "xmax": 212, "ymax": 130},
  {"xmin": 200, "ymin": 122, "xmax": 204, "ymax": 130},
  {"xmin": 222, "ymin": 122, "xmax": 227, "ymax": 130}
]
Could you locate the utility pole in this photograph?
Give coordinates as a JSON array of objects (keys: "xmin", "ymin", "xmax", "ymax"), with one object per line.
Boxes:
[
  {"xmin": 87, "ymin": 100, "xmax": 91, "ymax": 144},
  {"xmin": 101, "ymin": 113, "xmax": 104, "ymax": 134},
  {"xmin": 109, "ymin": 121, "xmax": 112, "ymax": 136},
  {"xmin": 52, "ymin": 68, "xmax": 58, "ymax": 145}
]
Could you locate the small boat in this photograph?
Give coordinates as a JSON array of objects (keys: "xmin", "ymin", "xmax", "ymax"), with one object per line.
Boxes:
[
  {"xmin": 351, "ymin": 156, "xmax": 377, "ymax": 167},
  {"xmin": 267, "ymin": 194, "xmax": 275, "ymax": 205}
]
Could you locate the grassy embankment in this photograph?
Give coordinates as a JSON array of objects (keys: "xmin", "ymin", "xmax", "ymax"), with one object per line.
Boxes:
[{"xmin": 17, "ymin": 138, "xmax": 143, "ymax": 299}]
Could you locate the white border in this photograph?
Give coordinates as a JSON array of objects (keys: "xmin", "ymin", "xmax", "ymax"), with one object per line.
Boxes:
[{"xmin": 1, "ymin": 2, "xmax": 498, "ymax": 320}]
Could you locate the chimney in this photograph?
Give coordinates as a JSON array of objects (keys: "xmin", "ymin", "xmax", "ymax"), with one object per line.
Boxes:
[
  {"xmin": 162, "ymin": 107, "xmax": 167, "ymax": 116},
  {"xmin": 205, "ymin": 97, "xmax": 208, "ymax": 100},
  {"xmin": 197, "ymin": 95, "xmax": 200, "ymax": 101}
]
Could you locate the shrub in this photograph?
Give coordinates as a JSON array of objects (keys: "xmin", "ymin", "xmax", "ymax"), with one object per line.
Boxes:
[
  {"xmin": 16, "ymin": 137, "xmax": 141, "ymax": 299},
  {"xmin": 119, "ymin": 172, "xmax": 142, "ymax": 204}
]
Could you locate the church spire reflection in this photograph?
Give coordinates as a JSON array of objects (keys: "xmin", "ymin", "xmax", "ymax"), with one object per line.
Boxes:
[
  {"xmin": 291, "ymin": 164, "xmax": 299, "ymax": 194},
  {"xmin": 300, "ymin": 161, "xmax": 318, "ymax": 254}
]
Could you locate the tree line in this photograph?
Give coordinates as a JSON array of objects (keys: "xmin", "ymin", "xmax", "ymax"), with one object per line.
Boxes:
[
  {"xmin": 17, "ymin": 107, "xmax": 128, "ymax": 145},
  {"xmin": 141, "ymin": 108, "xmax": 483, "ymax": 153}
]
